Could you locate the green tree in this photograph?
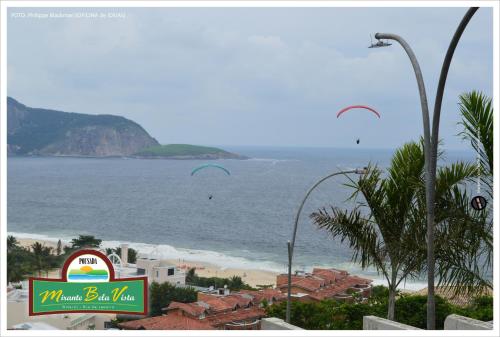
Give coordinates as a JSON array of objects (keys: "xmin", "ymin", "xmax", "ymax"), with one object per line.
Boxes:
[
  {"xmin": 56, "ymin": 239, "xmax": 62, "ymax": 256},
  {"xmin": 185, "ymin": 268, "xmax": 253, "ymax": 291},
  {"xmin": 7, "ymin": 235, "xmax": 19, "ymax": 251},
  {"xmin": 114, "ymin": 247, "xmax": 138, "ymax": 264},
  {"xmin": 30, "ymin": 242, "xmax": 46, "ymax": 276},
  {"xmin": 149, "ymin": 282, "xmax": 197, "ymax": 316},
  {"xmin": 228, "ymin": 276, "xmax": 244, "ymax": 290},
  {"xmin": 7, "ymin": 241, "xmax": 32, "ymax": 283},
  {"xmin": 458, "ymin": 91, "xmax": 493, "ymax": 192},
  {"xmin": 186, "ymin": 267, "xmax": 196, "ymax": 283},
  {"xmin": 436, "ymin": 91, "xmax": 495, "ymax": 296},
  {"xmin": 265, "ymin": 290, "xmax": 492, "ymax": 330},
  {"xmin": 311, "ymin": 141, "xmax": 477, "ymax": 320},
  {"xmin": 70, "ymin": 235, "xmax": 102, "ymax": 249},
  {"xmin": 393, "ymin": 295, "xmax": 454, "ymax": 329}
]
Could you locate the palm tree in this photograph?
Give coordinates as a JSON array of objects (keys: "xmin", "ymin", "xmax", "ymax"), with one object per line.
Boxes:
[
  {"xmin": 186, "ymin": 268, "xmax": 197, "ymax": 284},
  {"xmin": 310, "ymin": 141, "xmax": 477, "ymax": 320},
  {"xmin": 7, "ymin": 235, "xmax": 19, "ymax": 252},
  {"xmin": 70, "ymin": 235, "xmax": 102, "ymax": 249},
  {"xmin": 30, "ymin": 242, "xmax": 59, "ymax": 277},
  {"xmin": 7, "ymin": 237, "xmax": 30, "ymax": 283},
  {"xmin": 56, "ymin": 239, "xmax": 62, "ymax": 256},
  {"xmin": 31, "ymin": 242, "xmax": 46, "ymax": 276},
  {"xmin": 433, "ymin": 91, "xmax": 494, "ymax": 296},
  {"xmin": 41, "ymin": 246, "xmax": 55, "ymax": 276},
  {"xmin": 458, "ymin": 91, "xmax": 493, "ymax": 191}
]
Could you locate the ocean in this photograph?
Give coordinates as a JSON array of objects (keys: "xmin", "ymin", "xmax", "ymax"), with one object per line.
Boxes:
[{"xmin": 7, "ymin": 146, "xmax": 475, "ymax": 289}]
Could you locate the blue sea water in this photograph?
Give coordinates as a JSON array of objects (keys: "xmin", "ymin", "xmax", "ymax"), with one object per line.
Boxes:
[{"xmin": 7, "ymin": 146, "xmax": 475, "ymax": 287}]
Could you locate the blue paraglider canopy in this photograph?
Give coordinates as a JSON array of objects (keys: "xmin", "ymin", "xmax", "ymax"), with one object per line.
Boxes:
[{"xmin": 190, "ymin": 163, "xmax": 231, "ymax": 176}]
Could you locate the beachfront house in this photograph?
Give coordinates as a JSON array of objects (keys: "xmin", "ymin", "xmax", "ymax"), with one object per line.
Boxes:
[
  {"xmin": 118, "ymin": 288, "xmax": 286, "ymax": 330},
  {"xmin": 109, "ymin": 244, "xmax": 186, "ymax": 286},
  {"xmin": 276, "ymin": 268, "xmax": 372, "ymax": 303}
]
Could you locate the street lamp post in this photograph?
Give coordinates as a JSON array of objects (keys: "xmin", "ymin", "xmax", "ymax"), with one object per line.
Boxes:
[
  {"xmin": 285, "ymin": 168, "xmax": 367, "ymax": 323},
  {"xmin": 373, "ymin": 31, "xmax": 435, "ymax": 328},
  {"xmin": 372, "ymin": 7, "xmax": 478, "ymax": 330}
]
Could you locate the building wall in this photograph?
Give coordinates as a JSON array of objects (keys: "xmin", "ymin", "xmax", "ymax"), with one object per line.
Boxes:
[
  {"xmin": 261, "ymin": 318, "xmax": 304, "ymax": 330},
  {"xmin": 136, "ymin": 258, "xmax": 185, "ymax": 286}
]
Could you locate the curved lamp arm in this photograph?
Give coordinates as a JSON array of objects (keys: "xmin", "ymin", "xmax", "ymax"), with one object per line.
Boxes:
[
  {"xmin": 289, "ymin": 168, "xmax": 366, "ymax": 255},
  {"xmin": 286, "ymin": 167, "xmax": 367, "ymax": 323},
  {"xmin": 431, "ymin": 7, "xmax": 478, "ymax": 174},
  {"xmin": 375, "ymin": 33, "xmax": 432, "ymax": 158}
]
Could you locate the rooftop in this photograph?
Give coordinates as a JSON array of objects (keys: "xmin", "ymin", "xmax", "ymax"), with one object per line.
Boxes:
[{"xmin": 276, "ymin": 268, "xmax": 372, "ymax": 300}]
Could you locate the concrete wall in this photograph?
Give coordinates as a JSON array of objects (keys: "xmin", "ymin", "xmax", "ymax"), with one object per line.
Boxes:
[
  {"xmin": 261, "ymin": 317, "xmax": 304, "ymax": 330},
  {"xmin": 363, "ymin": 315, "xmax": 493, "ymax": 331},
  {"xmin": 363, "ymin": 316, "xmax": 422, "ymax": 330},
  {"xmin": 444, "ymin": 314, "xmax": 493, "ymax": 330}
]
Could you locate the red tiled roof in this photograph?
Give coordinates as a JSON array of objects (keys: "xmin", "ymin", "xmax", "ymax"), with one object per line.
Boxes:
[
  {"xmin": 201, "ymin": 297, "xmax": 233, "ymax": 312},
  {"xmin": 221, "ymin": 294, "xmax": 252, "ymax": 308},
  {"xmin": 277, "ymin": 268, "xmax": 372, "ymax": 300},
  {"xmin": 119, "ymin": 305, "xmax": 265, "ymax": 330},
  {"xmin": 207, "ymin": 307, "xmax": 265, "ymax": 327},
  {"xmin": 310, "ymin": 276, "xmax": 372, "ymax": 301},
  {"xmin": 312, "ymin": 268, "xmax": 344, "ymax": 283},
  {"xmin": 240, "ymin": 289, "xmax": 286, "ymax": 303},
  {"xmin": 277, "ymin": 276, "xmax": 325, "ymax": 292},
  {"xmin": 165, "ymin": 302, "xmax": 207, "ymax": 317},
  {"xmin": 118, "ymin": 314, "xmax": 214, "ymax": 330}
]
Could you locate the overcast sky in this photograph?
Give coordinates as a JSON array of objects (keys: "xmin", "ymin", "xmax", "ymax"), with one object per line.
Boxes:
[{"xmin": 7, "ymin": 7, "xmax": 493, "ymax": 149}]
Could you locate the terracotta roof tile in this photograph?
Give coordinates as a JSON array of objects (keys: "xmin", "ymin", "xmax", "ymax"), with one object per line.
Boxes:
[
  {"xmin": 202, "ymin": 297, "xmax": 233, "ymax": 312},
  {"xmin": 221, "ymin": 294, "xmax": 252, "ymax": 308},
  {"xmin": 164, "ymin": 302, "xmax": 207, "ymax": 317},
  {"xmin": 207, "ymin": 307, "xmax": 265, "ymax": 327},
  {"xmin": 277, "ymin": 268, "xmax": 372, "ymax": 300},
  {"xmin": 239, "ymin": 289, "xmax": 286, "ymax": 303}
]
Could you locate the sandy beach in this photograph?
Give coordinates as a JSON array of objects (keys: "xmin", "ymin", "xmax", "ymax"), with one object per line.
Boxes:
[{"xmin": 14, "ymin": 237, "xmax": 278, "ymax": 287}]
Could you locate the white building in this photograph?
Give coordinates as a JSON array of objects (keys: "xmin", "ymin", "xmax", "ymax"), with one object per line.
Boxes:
[{"xmin": 110, "ymin": 244, "xmax": 186, "ymax": 286}]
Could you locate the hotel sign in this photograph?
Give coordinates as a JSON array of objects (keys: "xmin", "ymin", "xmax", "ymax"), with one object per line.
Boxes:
[{"xmin": 29, "ymin": 249, "xmax": 148, "ymax": 315}]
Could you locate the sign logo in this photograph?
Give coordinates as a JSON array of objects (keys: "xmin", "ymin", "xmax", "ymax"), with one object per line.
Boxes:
[{"xmin": 29, "ymin": 249, "xmax": 147, "ymax": 316}]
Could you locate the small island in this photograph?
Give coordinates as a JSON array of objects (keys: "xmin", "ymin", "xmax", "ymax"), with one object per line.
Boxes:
[{"xmin": 132, "ymin": 144, "xmax": 248, "ymax": 160}]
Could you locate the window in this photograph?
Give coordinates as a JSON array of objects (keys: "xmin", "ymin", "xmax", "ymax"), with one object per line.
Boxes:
[
  {"xmin": 156, "ymin": 270, "xmax": 159, "ymax": 278},
  {"xmin": 168, "ymin": 268, "xmax": 174, "ymax": 276}
]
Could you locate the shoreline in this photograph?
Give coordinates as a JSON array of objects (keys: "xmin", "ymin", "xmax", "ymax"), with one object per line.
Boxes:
[
  {"xmin": 12, "ymin": 235, "xmax": 278, "ymax": 288},
  {"xmin": 7, "ymin": 232, "xmax": 428, "ymax": 292}
]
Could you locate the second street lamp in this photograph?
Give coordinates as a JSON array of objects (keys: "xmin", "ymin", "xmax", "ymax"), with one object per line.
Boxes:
[
  {"xmin": 285, "ymin": 167, "xmax": 367, "ymax": 323},
  {"xmin": 371, "ymin": 7, "xmax": 478, "ymax": 329}
]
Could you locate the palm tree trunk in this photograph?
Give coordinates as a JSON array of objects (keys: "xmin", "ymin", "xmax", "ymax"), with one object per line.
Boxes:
[
  {"xmin": 387, "ymin": 270, "xmax": 398, "ymax": 320},
  {"xmin": 387, "ymin": 286, "xmax": 396, "ymax": 321}
]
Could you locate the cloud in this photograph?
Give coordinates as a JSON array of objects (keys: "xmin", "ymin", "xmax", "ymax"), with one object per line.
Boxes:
[{"xmin": 7, "ymin": 7, "xmax": 493, "ymax": 149}]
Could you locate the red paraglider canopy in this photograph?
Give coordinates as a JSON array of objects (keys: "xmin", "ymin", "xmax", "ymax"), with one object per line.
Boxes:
[{"xmin": 336, "ymin": 105, "xmax": 381, "ymax": 118}]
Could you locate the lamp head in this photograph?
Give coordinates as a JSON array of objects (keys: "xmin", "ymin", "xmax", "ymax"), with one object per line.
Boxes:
[{"xmin": 369, "ymin": 34, "xmax": 392, "ymax": 48}]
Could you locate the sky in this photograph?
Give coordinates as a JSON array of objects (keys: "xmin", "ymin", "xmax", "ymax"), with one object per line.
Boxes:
[{"xmin": 7, "ymin": 6, "xmax": 494, "ymax": 150}]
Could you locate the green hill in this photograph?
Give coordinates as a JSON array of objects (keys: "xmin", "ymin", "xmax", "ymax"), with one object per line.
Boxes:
[
  {"xmin": 134, "ymin": 144, "xmax": 247, "ymax": 159},
  {"xmin": 7, "ymin": 97, "xmax": 159, "ymax": 156}
]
